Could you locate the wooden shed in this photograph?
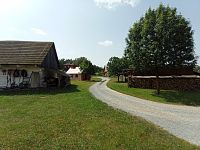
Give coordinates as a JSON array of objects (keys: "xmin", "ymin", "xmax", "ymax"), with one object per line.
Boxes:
[{"xmin": 0, "ymin": 41, "xmax": 70, "ymax": 89}]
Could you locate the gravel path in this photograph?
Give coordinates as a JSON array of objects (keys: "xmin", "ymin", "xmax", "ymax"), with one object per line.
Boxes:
[{"xmin": 89, "ymin": 77, "xmax": 200, "ymax": 146}]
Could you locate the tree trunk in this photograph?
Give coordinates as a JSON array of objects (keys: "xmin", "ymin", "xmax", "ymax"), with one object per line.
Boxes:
[
  {"xmin": 117, "ymin": 75, "xmax": 120, "ymax": 82},
  {"xmin": 156, "ymin": 75, "xmax": 160, "ymax": 95}
]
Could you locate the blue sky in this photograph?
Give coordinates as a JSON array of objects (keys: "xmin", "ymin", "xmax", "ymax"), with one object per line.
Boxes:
[{"xmin": 0, "ymin": 0, "xmax": 200, "ymax": 67}]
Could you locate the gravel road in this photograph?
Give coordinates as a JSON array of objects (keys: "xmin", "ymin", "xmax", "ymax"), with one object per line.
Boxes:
[{"xmin": 89, "ymin": 77, "xmax": 200, "ymax": 146}]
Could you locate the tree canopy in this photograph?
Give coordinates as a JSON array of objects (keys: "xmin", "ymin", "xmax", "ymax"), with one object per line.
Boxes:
[
  {"xmin": 59, "ymin": 57, "xmax": 101, "ymax": 75},
  {"xmin": 93, "ymin": 65, "xmax": 103, "ymax": 75},
  {"xmin": 124, "ymin": 4, "xmax": 196, "ymax": 74},
  {"xmin": 59, "ymin": 58, "xmax": 73, "ymax": 70},
  {"xmin": 75, "ymin": 57, "xmax": 95, "ymax": 75},
  {"xmin": 107, "ymin": 57, "xmax": 129, "ymax": 76}
]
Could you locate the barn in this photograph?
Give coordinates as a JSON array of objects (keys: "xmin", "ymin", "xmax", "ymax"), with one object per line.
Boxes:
[{"xmin": 0, "ymin": 41, "xmax": 70, "ymax": 89}]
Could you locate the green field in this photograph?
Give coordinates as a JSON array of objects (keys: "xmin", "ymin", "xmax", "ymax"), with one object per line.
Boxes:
[
  {"xmin": 107, "ymin": 78, "xmax": 200, "ymax": 106},
  {"xmin": 0, "ymin": 80, "xmax": 199, "ymax": 149}
]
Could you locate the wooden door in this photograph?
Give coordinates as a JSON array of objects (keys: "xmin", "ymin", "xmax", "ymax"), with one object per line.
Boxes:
[{"xmin": 31, "ymin": 72, "xmax": 40, "ymax": 88}]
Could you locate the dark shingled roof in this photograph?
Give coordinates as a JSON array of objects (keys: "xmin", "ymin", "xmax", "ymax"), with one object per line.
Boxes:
[{"xmin": 0, "ymin": 41, "xmax": 54, "ymax": 65}]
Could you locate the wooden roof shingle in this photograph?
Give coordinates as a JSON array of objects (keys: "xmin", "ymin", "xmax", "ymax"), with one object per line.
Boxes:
[{"xmin": 0, "ymin": 41, "xmax": 54, "ymax": 65}]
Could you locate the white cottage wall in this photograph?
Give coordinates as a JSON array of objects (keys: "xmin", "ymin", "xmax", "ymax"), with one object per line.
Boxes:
[{"xmin": 0, "ymin": 67, "xmax": 44, "ymax": 88}]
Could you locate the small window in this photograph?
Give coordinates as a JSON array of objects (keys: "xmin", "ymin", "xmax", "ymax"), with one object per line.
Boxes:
[{"xmin": 75, "ymin": 74, "xmax": 78, "ymax": 78}]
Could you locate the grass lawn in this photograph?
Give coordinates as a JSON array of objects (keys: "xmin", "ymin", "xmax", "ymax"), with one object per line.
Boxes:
[
  {"xmin": 107, "ymin": 78, "xmax": 200, "ymax": 106},
  {"xmin": 0, "ymin": 80, "xmax": 199, "ymax": 149},
  {"xmin": 90, "ymin": 76, "xmax": 102, "ymax": 82}
]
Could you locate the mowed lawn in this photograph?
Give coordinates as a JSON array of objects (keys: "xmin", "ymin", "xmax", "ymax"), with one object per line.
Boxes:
[
  {"xmin": 0, "ymin": 80, "xmax": 199, "ymax": 149},
  {"xmin": 108, "ymin": 78, "xmax": 200, "ymax": 106}
]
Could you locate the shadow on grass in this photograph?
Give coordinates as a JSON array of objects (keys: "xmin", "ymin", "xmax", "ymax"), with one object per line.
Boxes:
[
  {"xmin": 152, "ymin": 90, "xmax": 200, "ymax": 106},
  {"xmin": 0, "ymin": 84, "xmax": 80, "ymax": 96}
]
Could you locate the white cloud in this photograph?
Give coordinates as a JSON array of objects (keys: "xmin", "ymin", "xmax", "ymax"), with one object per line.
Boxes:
[
  {"xmin": 31, "ymin": 28, "xmax": 47, "ymax": 36},
  {"xmin": 98, "ymin": 40, "xmax": 113, "ymax": 46},
  {"xmin": 94, "ymin": 0, "xmax": 140, "ymax": 9}
]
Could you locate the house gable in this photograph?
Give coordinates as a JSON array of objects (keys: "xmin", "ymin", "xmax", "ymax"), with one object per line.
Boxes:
[
  {"xmin": 41, "ymin": 43, "xmax": 60, "ymax": 70},
  {"xmin": 0, "ymin": 41, "xmax": 60, "ymax": 70}
]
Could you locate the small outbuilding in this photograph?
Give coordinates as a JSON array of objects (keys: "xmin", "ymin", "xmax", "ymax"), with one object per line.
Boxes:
[
  {"xmin": 66, "ymin": 66, "xmax": 91, "ymax": 81},
  {"xmin": 0, "ymin": 41, "xmax": 70, "ymax": 89}
]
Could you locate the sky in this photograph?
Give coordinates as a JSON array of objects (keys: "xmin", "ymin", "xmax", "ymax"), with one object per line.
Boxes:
[{"xmin": 0, "ymin": 0, "xmax": 200, "ymax": 67}]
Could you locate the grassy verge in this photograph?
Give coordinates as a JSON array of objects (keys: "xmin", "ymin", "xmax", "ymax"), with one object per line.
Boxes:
[
  {"xmin": 90, "ymin": 76, "xmax": 102, "ymax": 82},
  {"xmin": 107, "ymin": 78, "xmax": 200, "ymax": 106},
  {"xmin": 0, "ymin": 80, "xmax": 199, "ymax": 149}
]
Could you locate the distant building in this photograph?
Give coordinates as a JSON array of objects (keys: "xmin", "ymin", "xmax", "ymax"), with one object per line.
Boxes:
[
  {"xmin": 103, "ymin": 65, "xmax": 109, "ymax": 77},
  {"xmin": 66, "ymin": 66, "xmax": 91, "ymax": 81}
]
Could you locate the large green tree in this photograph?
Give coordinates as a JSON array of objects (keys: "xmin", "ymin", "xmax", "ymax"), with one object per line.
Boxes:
[
  {"xmin": 124, "ymin": 4, "xmax": 196, "ymax": 94},
  {"xmin": 74, "ymin": 57, "xmax": 95, "ymax": 75},
  {"xmin": 93, "ymin": 65, "xmax": 103, "ymax": 75}
]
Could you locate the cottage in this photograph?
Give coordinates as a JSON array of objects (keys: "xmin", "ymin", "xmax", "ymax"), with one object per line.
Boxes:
[
  {"xmin": 66, "ymin": 66, "xmax": 91, "ymax": 81},
  {"xmin": 0, "ymin": 41, "xmax": 70, "ymax": 89}
]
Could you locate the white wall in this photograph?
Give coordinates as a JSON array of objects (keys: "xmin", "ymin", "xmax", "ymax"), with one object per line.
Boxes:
[
  {"xmin": 0, "ymin": 67, "xmax": 44, "ymax": 88},
  {"xmin": 0, "ymin": 75, "xmax": 7, "ymax": 88}
]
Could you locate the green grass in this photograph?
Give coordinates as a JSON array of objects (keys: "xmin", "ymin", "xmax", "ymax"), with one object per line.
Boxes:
[
  {"xmin": 90, "ymin": 76, "xmax": 102, "ymax": 82},
  {"xmin": 0, "ymin": 80, "xmax": 199, "ymax": 149},
  {"xmin": 107, "ymin": 78, "xmax": 200, "ymax": 106}
]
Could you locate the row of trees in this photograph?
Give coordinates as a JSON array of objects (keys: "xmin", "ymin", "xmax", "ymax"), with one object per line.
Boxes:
[
  {"xmin": 59, "ymin": 57, "xmax": 103, "ymax": 75},
  {"xmin": 107, "ymin": 4, "xmax": 197, "ymax": 94},
  {"xmin": 107, "ymin": 57, "xmax": 130, "ymax": 81}
]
